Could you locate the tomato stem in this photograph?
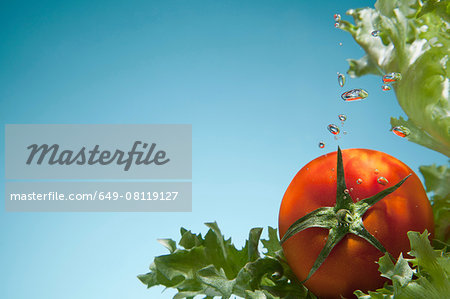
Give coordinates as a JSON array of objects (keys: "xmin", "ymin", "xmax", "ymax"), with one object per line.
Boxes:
[{"xmin": 280, "ymin": 147, "xmax": 410, "ymax": 282}]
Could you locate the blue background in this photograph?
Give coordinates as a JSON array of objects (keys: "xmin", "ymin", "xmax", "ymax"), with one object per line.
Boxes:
[{"xmin": 1, "ymin": 0, "xmax": 447, "ymax": 298}]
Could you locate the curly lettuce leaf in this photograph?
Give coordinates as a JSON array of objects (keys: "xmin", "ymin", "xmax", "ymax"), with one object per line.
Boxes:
[
  {"xmin": 138, "ymin": 223, "xmax": 316, "ymax": 299},
  {"xmin": 339, "ymin": 0, "xmax": 450, "ymax": 157},
  {"xmin": 420, "ymin": 164, "xmax": 450, "ymax": 242},
  {"xmin": 354, "ymin": 230, "xmax": 450, "ymax": 298}
]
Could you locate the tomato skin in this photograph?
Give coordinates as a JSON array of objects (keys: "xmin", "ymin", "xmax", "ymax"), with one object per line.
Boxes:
[{"xmin": 278, "ymin": 149, "xmax": 434, "ymax": 299}]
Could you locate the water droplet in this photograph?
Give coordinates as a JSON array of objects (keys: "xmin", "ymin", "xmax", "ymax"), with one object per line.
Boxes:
[
  {"xmin": 337, "ymin": 73, "xmax": 346, "ymax": 87},
  {"xmin": 377, "ymin": 177, "xmax": 389, "ymax": 185},
  {"xmin": 382, "ymin": 72, "xmax": 402, "ymax": 84},
  {"xmin": 371, "ymin": 30, "xmax": 380, "ymax": 37},
  {"xmin": 334, "ymin": 14, "xmax": 341, "ymax": 22},
  {"xmin": 392, "ymin": 126, "xmax": 410, "ymax": 138},
  {"xmin": 334, "ymin": 21, "xmax": 341, "ymax": 28},
  {"xmin": 271, "ymin": 272, "xmax": 282, "ymax": 280},
  {"xmin": 327, "ymin": 124, "xmax": 340, "ymax": 135},
  {"xmin": 319, "ymin": 141, "xmax": 325, "ymax": 149},
  {"xmin": 344, "ymin": 189, "xmax": 349, "ymax": 195},
  {"xmin": 339, "ymin": 42, "xmax": 343, "ymax": 46},
  {"xmin": 338, "ymin": 114, "xmax": 347, "ymax": 122},
  {"xmin": 382, "ymin": 85, "xmax": 391, "ymax": 91},
  {"xmin": 374, "ymin": 169, "xmax": 379, "ymax": 174},
  {"xmin": 356, "ymin": 178, "xmax": 363, "ymax": 184},
  {"xmin": 341, "ymin": 89, "xmax": 368, "ymax": 101}
]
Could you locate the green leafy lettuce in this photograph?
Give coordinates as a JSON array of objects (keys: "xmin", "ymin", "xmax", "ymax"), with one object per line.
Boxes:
[
  {"xmin": 420, "ymin": 164, "xmax": 450, "ymax": 242},
  {"xmin": 354, "ymin": 230, "xmax": 450, "ymax": 298},
  {"xmin": 339, "ymin": 0, "xmax": 449, "ymax": 157},
  {"xmin": 138, "ymin": 223, "xmax": 317, "ymax": 299}
]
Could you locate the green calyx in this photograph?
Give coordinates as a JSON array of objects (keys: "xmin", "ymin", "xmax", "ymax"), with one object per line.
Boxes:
[{"xmin": 280, "ymin": 147, "xmax": 411, "ymax": 282}]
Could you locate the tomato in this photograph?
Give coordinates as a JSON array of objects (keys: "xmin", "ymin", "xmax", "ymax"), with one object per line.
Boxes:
[{"xmin": 278, "ymin": 148, "xmax": 434, "ymax": 299}]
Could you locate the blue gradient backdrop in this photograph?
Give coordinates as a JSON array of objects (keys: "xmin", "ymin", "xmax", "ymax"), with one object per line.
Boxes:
[{"xmin": 0, "ymin": 1, "xmax": 447, "ymax": 298}]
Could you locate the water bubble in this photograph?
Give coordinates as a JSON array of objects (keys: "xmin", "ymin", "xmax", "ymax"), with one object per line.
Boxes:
[
  {"xmin": 344, "ymin": 189, "xmax": 349, "ymax": 195},
  {"xmin": 334, "ymin": 21, "xmax": 341, "ymax": 28},
  {"xmin": 334, "ymin": 14, "xmax": 341, "ymax": 22},
  {"xmin": 343, "ymin": 195, "xmax": 347, "ymax": 199},
  {"xmin": 374, "ymin": 169, "xmax": 379, "ymax": 174},
  {"xmin": 319, "ymin": 141, "xmax": 325, "ymax": 149},
  {"xmin": 371, "ymin": 30, "xmax": 380, "ymax": 37},
  {"xmin": 382, "ymin": 85, "xmax": 391, "ymax": 91},
  {"xmin": 338, "ymin": 114, "xmax": 347, "ymax": 121},
  {"xmin": 377, "ymin": 177, "xmax": 389, "ymax": 185},
  {"xmin": 350, "ymin": 188, "xmax": 354, "ymax": 192},
  {"xmin": 339, "ymin": 42, "xmax": 343, "ymax": 46},
  {"xmin": 327, "ymin": 124, "xmax": 340, "ymax": 135},
  {"xmin": 271, "ymin": 272, "xmax": 282, "ymax": 280},
  {"xmin": 356, "ymin": 178, "xmax": 363, "ymax": 184},
  {"xmin": 392, "ymin": 126, "xmax": 410, "ymax": 138},
  {"xmin": 341, "ymin": 89, "xmax": 369, "ymax": 101},
  {"xmin": 382, "ymin": 72, "xmax": 402, "ymax": 84},
  {"xmin": 338, "ymin": 73, "xmax": 346, "ymax": 87}
]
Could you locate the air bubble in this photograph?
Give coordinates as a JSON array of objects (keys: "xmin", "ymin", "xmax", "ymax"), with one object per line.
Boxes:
[
  {"xmin": 382, "ymin": 85, "xmax": 391, "ymax": 91},
  {"xmin": 344, "ymin": 189, "xmax": 349, "ymax": 195},
  {"xmin": 338, "ymin": 73, "xmax": 346, "ymax": 87},
  {"xmin": 377, "ymin": 177, "xmax": 389, "ymax": 185},
  {"xmin": 382, "ymin": 72, "xmax": 402, "ymax": 84},
  {"xmin": 319, "ymin": 141, "xmax": 325, "ymax": 149},
  {"xmin": 334, "ymin": 14, "xmax": 341, "ymax": 22},
  {"xmin": 392, "ymin": 126, "xmax": 410, "ymax": 138},
  {"xmin": 341, "ymin": 89, "xmax": 368, "ymax": 101},
  {"xmin": 356, "ymin": 178, "xmax": 363, "ymax": 184},
  {"xmin": 371, "ymin": 30, "xmax": 380, "ymax": 37},
  {"xmin": 338, "ymin": 114, "xmax": 347, "ymax": 121},
  {"xmin": 327, "ymin": 124, "xmax": 340, "ymax": 135}
]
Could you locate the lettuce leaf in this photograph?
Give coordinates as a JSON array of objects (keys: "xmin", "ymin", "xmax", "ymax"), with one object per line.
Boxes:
[
  {"xmin": 420, "ymin": 164, "xmax": 450, "ymax": 242},
  {"xmin": 138, "ymin": 223, "xmax": 316, "ymax": 299},
  {"xmin": 339, "ymin": 0, "xmax": 450, "ymax": 157},
  {"xmin": 354, "ymin": 230, "xmax": 450, "ymax": 298}
]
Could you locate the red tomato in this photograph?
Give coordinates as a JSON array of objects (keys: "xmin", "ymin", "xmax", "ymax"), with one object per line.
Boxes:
[{"xmin": 278, "ymin": 148, "xmax": 434, "ymax": 299}]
